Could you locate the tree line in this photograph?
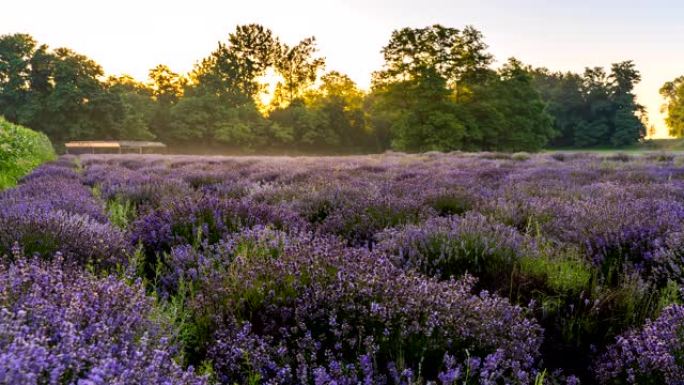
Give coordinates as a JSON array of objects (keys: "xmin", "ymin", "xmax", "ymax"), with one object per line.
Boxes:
[{"xmin": 0, "ymin": 24, "xmax": 650, "ymax": 153}]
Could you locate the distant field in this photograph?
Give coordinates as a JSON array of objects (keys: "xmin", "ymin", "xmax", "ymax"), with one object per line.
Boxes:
[{"xmin": 548, "ymin": 138, "xmax": 684, "ymax": 154}]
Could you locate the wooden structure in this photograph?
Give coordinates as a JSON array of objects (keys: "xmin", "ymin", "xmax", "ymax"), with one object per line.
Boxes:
[{"xmin": 64, "ymin": 141, "xmax": 167, "ymax": 154}]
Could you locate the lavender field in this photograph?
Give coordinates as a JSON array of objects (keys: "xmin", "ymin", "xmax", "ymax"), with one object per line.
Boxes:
[{"xmin": 2, "ymin": 152, "xmax": 684, "ymax": 384}]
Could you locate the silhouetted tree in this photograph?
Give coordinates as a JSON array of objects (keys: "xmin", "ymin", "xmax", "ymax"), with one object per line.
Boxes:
[{"xmin": 272, "ymin": 37, "xmax": 325, "ymax": 108}]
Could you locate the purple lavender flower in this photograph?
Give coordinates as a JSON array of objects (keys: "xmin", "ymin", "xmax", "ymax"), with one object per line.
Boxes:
[
  {"xmin": 0, "ymin": 255, "xmax": 206, "ymax": 384},
  {"xmin": 595, "ymin": 304, "xmax": 684, "ymax": 384}
]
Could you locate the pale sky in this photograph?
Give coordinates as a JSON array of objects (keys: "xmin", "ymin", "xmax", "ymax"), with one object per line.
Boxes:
[{"xmin": 2, "ymin": 0, "xmax": 682, "ymax": 137}]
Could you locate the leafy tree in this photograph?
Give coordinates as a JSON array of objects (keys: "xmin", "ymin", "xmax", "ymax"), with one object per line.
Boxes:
[
  {"xmin": 608, "ymin": 61, "xmax": 645, "ymax": 146},
  {"xmin": 192, "ymin": 24, "xmax": 279, "ymax": 103},
  {"xmin": 302, "ymin": 71, "xmax": 371, "ymax": 150},
  {"xmin": 371, "ymin": 27, "xmax": 552, "ymax": 153},
  {"xmin": 31, "ymin": 48, "xmax": 124, "ymax": 142},
  {"xmin": 374, "ymin": 25, "xmax": 492, "ymax": 95},
  {"xmin": 371, "ymin": 67, "xmax": 466, "ymax": 152},
  {"xmin": 660, "ymin": 76, "xmax": 684, "ymax": 137},
  {"xmin": 531, "ymin": 70, "xmax": 585, "ymax": 147},
  {"xmin": 463, "ymin": 59, "xmax": 554, "ymax": 151},
  {"xmin": 147, "ymin": 64, "xmax": 185, "ymax": 141},
  {"xmin": 533, "ymin": 61, "xmax": 645, "ymax": 148},
  {"xmin": 369, "ymin": 25, "xmax": 490, "ymax": 153},
  {"xmin": 572, "ymin": 67, "xmax": 613, "ymax": 147},
  {"xmin": 107, "ymin": 75, "xmax": 155, "ymax": 140},
  {"xmin": 269, "ymin": 100, "xmax": 333, "ymax": 149},
  {"xmin": 148, "ymin": 65, "xmax": 184, "ymax": 104},
  {"xmin": 0, "ymin": 34, "xmax": 38, "ymax": 123},
  {"xmin": 169, "ymin": 94, "xmax": 267, "ymax": 148},
  {"xmin": 272, "ymin": 37, "xmax": 325, "ymax": 108}
]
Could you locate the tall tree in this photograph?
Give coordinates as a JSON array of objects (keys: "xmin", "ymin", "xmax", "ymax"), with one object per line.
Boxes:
[
  {"xmin": 173, "ymin": 24, "xmax": 283, "ymax": 147},
  {"xmin": 660, "ymin": 76, "xmax": 684, "ymax": 137},
  {"xmin": 107, "ymin": 75, "xmax": 155, "ymax": 140},
  {"xmin": 534, "ymin": 61, "xmax": 645, "ymax": 148},
  {"xmin": 573, "ymin": 67, "xmax": 613, "ymax": 147},
  {"xmin": 192, "ymin": 24, "xmax": 279, "ymax": 102},
  {"xmin": 370, "ymin": 66, "xmax": 466, "ymax": 152},
  {"xmin": 458, "ymin": 59, "xmax": 554, "ymax": 151},
  {"xmin": 531, "ymin": 69, "xmax": 585, "ymax": 147},
  {"xmin": 303, "ymin": 71, "xmax": 370, "ymax": 149},
  {"xmin": 369, "ymin": 25, "xmax": 491, "ymax": 152},
  {"xmin": 270, "ymin": 71, "xmax": 370, "ymax": 151},
  {"xmin": 148, "ymin": 64, "xmax": 184, "ymax": 104},
  {"xmin": 373, "ymin": 25, "xmax": 492, "ymax": 95},
  {"xmin": 0, "ymin": 34, "xmax": 38, "ymax": 122},
  {"xmin": 47, "ymin": 48, "xmax": 128, "ymax": 141},
  {"xmin": 148, "ymin": 64, "xmax": 185, "ymax": 141},
  {"xmin": 608, "ymin": 61, "xmax": 645, "ymax": 146},
  {"xmin": 272, "ymin": 37, "xmax": 325, "ymax": 108}
]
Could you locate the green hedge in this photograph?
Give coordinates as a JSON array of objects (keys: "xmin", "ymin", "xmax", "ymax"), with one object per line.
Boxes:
[{"xmin": 0, "ymin": 117, "xmax": 56, "ymax": 189}]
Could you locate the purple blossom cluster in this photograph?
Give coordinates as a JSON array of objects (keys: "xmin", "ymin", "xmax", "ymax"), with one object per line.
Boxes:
[
  {"xmin": 177, "ymin": 228, "xmax": 543, "ymax": 384},
  {"xmin": 6, "ymin": 152, "xmax": 684, "ymax": 384},
  {"xmin": 130, "ymin": 195, "xmax": 305, "ymax": 257},
  {"xmin": 0, "ymin": 160, "xmax": 128, "ymax": 267},
  {"xmin": 595, "ymin": 304, "xmax": 684, "ymax": 384},
  {"xmin": 0, "ymin": 252, "xmax": 206, "ymax": 384},
  {"xmin": 376, "ymin": 212, "xmax": 531, "ymax": 285}
]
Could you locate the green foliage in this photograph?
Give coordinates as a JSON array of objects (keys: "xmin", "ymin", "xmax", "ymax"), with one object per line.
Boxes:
[
  {"xmin": 168, "ymin": 94, "xmax": 269, "ymax": 148},
  {"xmin": 373, "ymin": 67, "xmax": 467, "ymax": 152},
  {"xmin": 0, "ymin": 116, "xmax": 55, "ymax": 189},
  {"xmin": 661, "ymin": 75, "xmax": 684, "ymax": 137},
  {"xmin": 106, "ymin": 198, "xmax": 136, "ymax": 229},
  {"xmin": 0, "ymin": 26, "xmax": 647, "ymax": 154},
  {"xmin": 532, "ymin": 61, "xmax": 646, "ymax": 148},
  {"xmin": 0, "ymin": 34, "xmax": 155, "ymax": 144},
  {"xmin": 272, "ymin": 37, "xmax": 325, "ymax": 108},
  {"xmin": 463, "ymin": 59, "xmax": 555, "ymax": 151},
  {"xmin": 192, "ymin": 24, "xmax": 279, "ymax": 101}
]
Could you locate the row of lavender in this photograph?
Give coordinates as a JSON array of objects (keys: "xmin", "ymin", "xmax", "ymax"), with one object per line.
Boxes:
[
  {"xmin": 1, "ymin": 152, "xmax": 683, "ymax": 384},
  {"xmin": 0, "ymin": 157, "xmax": 206, "ymax": 384}
]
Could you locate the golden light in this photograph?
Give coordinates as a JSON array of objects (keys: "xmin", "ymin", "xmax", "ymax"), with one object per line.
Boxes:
[{"xmin": 256, "ymin": 68, "xmax": 282, "ymax": 114}]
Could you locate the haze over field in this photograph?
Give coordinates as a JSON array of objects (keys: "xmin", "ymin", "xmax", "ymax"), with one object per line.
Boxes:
[{"xmin": 3, "ymin": 0, "xmax": 682, "ymax": 138}]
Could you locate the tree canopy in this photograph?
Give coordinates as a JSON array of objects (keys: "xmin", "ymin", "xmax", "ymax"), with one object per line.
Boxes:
[
  {"xmin": 661, "ymin": 76, "xmax": 684, "ymax": 137},
  {"xmin": 0, "ymin": 25, "xmax": 650, "ymax": 153},
  {"xmin": 531, "ymin": 61, "xmax": 646, "ymax": 147}
]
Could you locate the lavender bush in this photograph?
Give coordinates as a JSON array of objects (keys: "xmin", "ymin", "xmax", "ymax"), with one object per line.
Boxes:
[
  {"xmin": 5, "ymin": 152, "xmax": 684, "ymax": 384},
  {"xmin": 168, "ymin": 228, "xmax": 544, "ymax": 384},
  {"xmin": 376, "ymin": 212, "xmax": 531, "ymax": 287},
  {"xmin": 0, "ymin": 252, "xmax": 205, "ymax": 385},
  {"xmin": 595, "ymin": 304, "xmax": 684, "ymax": 384}
]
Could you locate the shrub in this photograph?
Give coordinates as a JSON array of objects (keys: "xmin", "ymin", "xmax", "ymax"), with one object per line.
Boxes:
[
  {"xmin": 0, "ymin": 203, "xmax": 129, "ymax": 268},
  {"xmin": 0, "ymin": 255, "xmax": 206, "ymax": 384},
  {"xmin": 129, "ymin": 196, "xmax": 305, "ymax": 280},
  {"xmin": 376, "ymin": 213, "xmax": 531, "ymax": 290},
  {"xmin": 606, "ymin": 153, "xmax": 632, "ymax": 162},
  {"xmin": 595, "ymin": 304, "xmax": 684, "ymax": 384},
  {"xmin": 0, "ymin": 117, "xmax": 55, "ymax": 189},
  {"xmin": 318, "ymin": 193, "xmax": 429, "ymax": 248},
  {"xmin": 180, "ymin": 229, "xmax": 544, "ymax": 384},
  {"xmin": 1, "ymin": 163, "xmax": 108, "ymax": 222}
]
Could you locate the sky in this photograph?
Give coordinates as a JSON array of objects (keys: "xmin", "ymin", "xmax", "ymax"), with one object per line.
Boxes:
[{"xmin": 2, "ymin": 0, "xmax": 683, "ymax": 137}]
